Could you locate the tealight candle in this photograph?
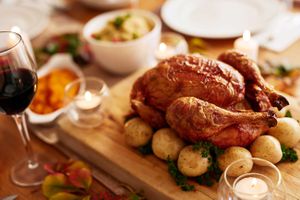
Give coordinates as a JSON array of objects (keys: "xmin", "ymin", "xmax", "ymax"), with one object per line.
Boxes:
[
  {"xmin": 234, "ymin": 177, "xmax": 268, "ymax": 200},
  {"xmin": 11, "ymin": 26, "xmax": 35, "ymax": 60},
  {"xmin": 155, "ymin": 32, "xmax": 188, "ymax": 61},
  {"xmin": 234, "ymin": 30, "xmax": 259, "ymax": 61},
  {"xmin": 155, "ymin": 42, "xmax": 176, "ymax": 60},
  {"xmin": 65, "ymin": 77, "xmax": 109, "ymax": 128},
  {"xmin": 75, "ymin": 91, "xmax": 102, "ymax": 110}
]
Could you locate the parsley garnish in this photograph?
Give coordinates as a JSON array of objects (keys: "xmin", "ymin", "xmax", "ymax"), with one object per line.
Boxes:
[
  {"xmin": 64, "ymin": 34, "xmax": 81, "ymax": 56},
  {"xmin": 193, "ymin": 141, "xmax": 224, "ymax": 158},
  {"xmin": 113, "ymin": 16, "xmax": 124, "ymax": 29},
  {"xmin": 167, "ymin": 158, "xmax": 195, "ymax": 191},
  {"xmin": 113, "ymin": 14, "xmax": 131, "ymax": 29},
  {"xmin": 281, "ymin": 144, "xmax": 298, "ymax": 162},
  {"xmin": 274, "ymin": 65, "xmax": 290, "ymax": 77},
  {"xmin": 138, "ymin": 141, "xmax": 153, "ymax": 155},
  {"xmin": 285, "ymin": 110, "xmax": 293, "ymax": 118},
  {"xmin": 192, "ymin": 141, "xmax": 224, "ymax": 186},
  {"xmin": 44, "ymin": 43, "xmax": 59, "ymax": 55},
  {"xmin": 196, "ymin": 161, "xmax": 223, "ymax": 187}
]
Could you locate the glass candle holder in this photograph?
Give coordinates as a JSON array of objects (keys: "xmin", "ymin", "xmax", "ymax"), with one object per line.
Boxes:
[
  {"xmin": 155, "ymin": 32, "xmax": 188, "ymax": 61},
  {"xmin": 218, "ymin": 157, "xmax": 285, "ymax": 200},
  {"xmin": 64, "ymin": 77, "xmax": 109, "ymax": 128}
]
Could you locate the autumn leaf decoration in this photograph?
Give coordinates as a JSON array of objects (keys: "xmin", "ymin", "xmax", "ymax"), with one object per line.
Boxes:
[
  {"xmin": 42, "ymin": 160, "xmax": 93, "ymax": 200},
  {"xmin": 42, "ymin": 160, "xmax": 145, "ymax": 200}
]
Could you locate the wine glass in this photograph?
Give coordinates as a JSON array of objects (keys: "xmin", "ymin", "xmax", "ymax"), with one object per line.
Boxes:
[
  {"xmin": 217, "ymin": 157, "xmax": 285, "ymax": 200},
  {"xmin": 0, "ymin": 31, "xmax": 50, "ymax": 186}
]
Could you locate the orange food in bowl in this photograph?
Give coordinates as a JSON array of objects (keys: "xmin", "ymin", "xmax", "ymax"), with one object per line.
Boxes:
[{"xmin": 30, "ymin": 68, "xmax": 78, "ymax": 114}]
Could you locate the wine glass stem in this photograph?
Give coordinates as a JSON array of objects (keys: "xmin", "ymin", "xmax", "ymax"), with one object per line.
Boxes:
[{"xmin": 13, "ymin": 114, "xmax": 38, "ymax": 169}]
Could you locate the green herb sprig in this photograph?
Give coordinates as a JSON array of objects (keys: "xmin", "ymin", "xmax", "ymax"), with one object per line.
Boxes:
[
  {"xmin": 285, "ymin": 110, "xmax": 293, "ymax": 118},
  {"xmin": 113, "ymin": 14, "xmax": 131, "ymax": 29},
  {"xmin": 274, "ymin": 65, "xmax": 290, "ymax": 77},
  {"xmin": 281, "ymin": 144, "xmax": 298, "ymax": 162},
  {"xmin": 192, "ymin": 141, "xmax": 224, "ymax": 186},
  {"xmin": 138, "ymin": 141, "xmax": 153, "ymax": 155},
  {"xmin": 193, "ymin": 141, "xmax": 224, "ymax": 159},
  {"xmin": 167, "ymin": 158, "xmax": 195, "ymax": 191}
]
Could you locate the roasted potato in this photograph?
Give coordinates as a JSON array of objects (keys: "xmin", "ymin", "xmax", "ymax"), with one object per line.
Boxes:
[
  {"xmin": 152, "ymin": 128, "xmax": 185, "ymax": 160},
  {"xmin": 177, "ymin": 145, "xmax": 210, "ymax": 177},
  {"xmin": 268, "ymin": 117, "xmax": 300, "ymax": 147},
  {"xmin": 218, "ymin": 146, "xmax": 253, "ymax": 177},
  {"xmin": 124, "ymin": 117, "xmax": 153, "ymax": 147},
  {"xmin": 250, "ymin": 135, "xmax": 282, "ymax": 164}
]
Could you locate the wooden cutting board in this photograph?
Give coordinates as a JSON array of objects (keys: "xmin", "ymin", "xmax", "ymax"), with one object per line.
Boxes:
[{"xmin": 57, "ymin": 69, "xmax": 300, "ymax": 200}]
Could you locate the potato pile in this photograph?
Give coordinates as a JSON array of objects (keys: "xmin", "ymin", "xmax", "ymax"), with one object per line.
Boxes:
[
  {"xmin": 125, "ymin": 117, "xmax": 212, "ymax": 177},
  {"xmin": 124, "ymin": 113, "xmax": 300, "ymax": 184}
]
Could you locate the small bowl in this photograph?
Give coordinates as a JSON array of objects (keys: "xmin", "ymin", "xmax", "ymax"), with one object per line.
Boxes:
[
  {"xmin": 77, "ymin": 0, "xmax": 134, "ymax": 9},
  {"xmin": 83, "ymin": 9, "xmax": 162, "ymax": 74},
  {"xmin": 26, "ymin": 54, "xmax": 84, "ymax": 124}
]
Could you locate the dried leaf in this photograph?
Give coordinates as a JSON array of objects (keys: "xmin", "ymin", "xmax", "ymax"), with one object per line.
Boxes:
[
  {"xmin": 66, "ymin": 160, "xmax": 90, "ymax": 173},
  {"xmin": 44, "ymin": 162, "xmax": 69, "ymax": 174},
  {"xmin": 68, "ymin": 168, "xmax": 92, "ymax": 190},
  {"xmin": 42, "ymin": 173, "xmax": 78, "ymax": 198},
  {"xmin": 49, "ymin": 192, "xmax": 83, "ymax": 200}
]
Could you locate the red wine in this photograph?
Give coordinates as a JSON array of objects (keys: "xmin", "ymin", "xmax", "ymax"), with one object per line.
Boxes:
[{"xmin": 0, "ymin": 68, "xmax": 37, "ymax": 115}]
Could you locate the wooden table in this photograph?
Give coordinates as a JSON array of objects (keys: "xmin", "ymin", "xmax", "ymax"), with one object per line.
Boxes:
[{"xmin": 1, "ymin": 0, "xmax": 300, "ymax": 199}]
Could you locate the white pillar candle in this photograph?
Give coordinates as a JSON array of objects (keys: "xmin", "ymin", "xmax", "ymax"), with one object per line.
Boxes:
[
  {"xmin": 234, "ymin": 30, "xmax": 259, "ymax": 61},
  {"xmin": 11, "ymin": 26, "xmax": 35, "ymax": 61},
  {"xmin": 234, "ymin": 177, "xmax": 268, "ymax": 200},
  {"xmin": 155, "ymin": 42, "xmax": 176, "ymax": 61},
  {"xmin": 75, "ymin": 91, "xmax": 102, "ymax": 110}
]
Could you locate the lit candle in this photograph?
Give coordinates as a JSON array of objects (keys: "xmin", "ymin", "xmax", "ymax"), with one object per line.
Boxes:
[
  {"xmin": 155, "ymin": 42, "xmax": 176, "ymax": 61},
  {"xmin": 234, "ymin": 30, "xmax": 259, "ymax": 61},
  {"xmin": 234, "ymin": 177, "xmax": 268, "ymax": 200},
  {"xmin": 75, "ymin": 91, "xmax": 102, "ymax": 110},
  {"xmin": 11, "ymin": 26, "xmax": 35, "ymax": 60}
]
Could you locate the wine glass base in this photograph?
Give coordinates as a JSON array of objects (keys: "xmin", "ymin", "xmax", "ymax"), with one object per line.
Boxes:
[{"xmin": 10, "ymin": 154, "xmax": 52, "ymax": 187}]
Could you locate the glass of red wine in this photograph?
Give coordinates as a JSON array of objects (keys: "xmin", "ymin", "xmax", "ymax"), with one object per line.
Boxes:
[{"xmin": 0, "ymin": 31, "xmax": 50, "ymax": 186}]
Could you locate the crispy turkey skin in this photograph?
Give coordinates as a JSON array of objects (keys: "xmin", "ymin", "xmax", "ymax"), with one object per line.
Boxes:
[{"xmin": 130, "ymin": 50, "xmax": 288, "ymax": 147}]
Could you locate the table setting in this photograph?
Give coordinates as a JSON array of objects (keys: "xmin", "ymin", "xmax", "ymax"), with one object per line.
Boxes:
[{"xmin": 1, "ymin": 0, "xmax": 300, "ymax": 200}]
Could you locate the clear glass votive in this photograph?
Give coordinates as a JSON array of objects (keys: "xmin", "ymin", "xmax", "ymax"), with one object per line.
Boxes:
[
  {"xmin": 217, "ymin": 157, "xmax": 285, "ymax": 200},
  {"xmin": 155, "ymin": 32, "xmax": 188, "ymax": 61},
  {"xmin": 64, "ymin": 77, "xmax": 109, "ymax": 128}
]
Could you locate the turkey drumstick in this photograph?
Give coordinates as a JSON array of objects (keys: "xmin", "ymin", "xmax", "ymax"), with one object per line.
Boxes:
[
  {"xmin": 166, "ymin": 97, "xmax": 277, "ymax": 145},
  {"xmin": 218, "ymin": 50, "xmax": 289, "ymax": 110}
]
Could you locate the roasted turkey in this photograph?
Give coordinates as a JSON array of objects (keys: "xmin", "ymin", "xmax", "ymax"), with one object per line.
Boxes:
[{"xmin": 130, "ymin": 50, "xmax": 289, "ymax": 148}]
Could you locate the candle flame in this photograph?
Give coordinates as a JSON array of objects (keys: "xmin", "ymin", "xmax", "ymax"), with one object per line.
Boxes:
[
  {"xmin": 159, "ymin": 42, "xmax": 167, "ymax": 52},
  {"xmin": 250, "ymin": 178, "xmax": 258, "ymax": 187},
  {"xmin": 84, "ymin": 91, "xmax": 92, "ymax": 101},
  {"xmin": 243, "ymin": 30, "xmax": 251, "ymax": 41}
]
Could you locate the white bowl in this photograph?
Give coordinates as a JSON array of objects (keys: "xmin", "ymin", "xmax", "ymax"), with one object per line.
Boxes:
[
  {"xmin": 26, "ymin": 54, "xmax": 84, "ymax": 124},
  {"xmin": 77, "ymin": 0, "xmax": 133, "ymax": 9},
  {"xmin": 83, "ymin": 9, "xmax": 162, "ymax": 74}
]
